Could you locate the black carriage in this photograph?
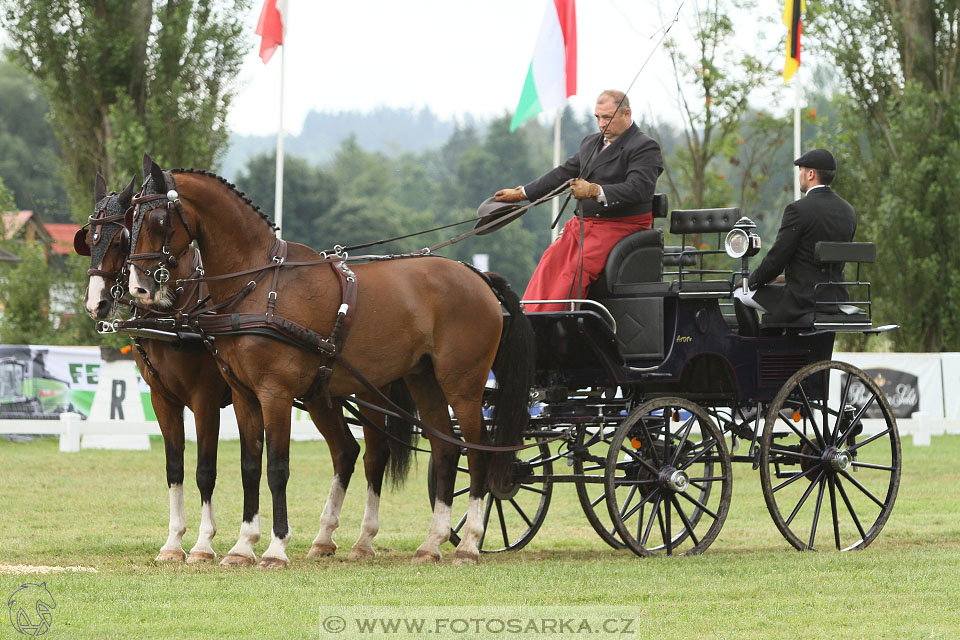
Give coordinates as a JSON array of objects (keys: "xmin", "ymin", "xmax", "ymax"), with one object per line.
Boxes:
[{"xmin": 435, "ymin": 201, "xmax": 901, "ymax": 556}]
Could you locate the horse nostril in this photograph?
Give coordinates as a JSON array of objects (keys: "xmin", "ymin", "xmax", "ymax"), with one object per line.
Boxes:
[
  {"xmin": 96, "ymin": 300, "xmax": 111, "ymax": 319},
  {"xmin": 134, "ymin": 287, "xmax": 148, "ymax": 296}
]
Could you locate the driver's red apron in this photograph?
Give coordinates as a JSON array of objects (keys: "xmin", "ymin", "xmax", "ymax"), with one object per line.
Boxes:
[{"xmin": 522, "ymin": 212, "xmax": 652, "ymax": 312}]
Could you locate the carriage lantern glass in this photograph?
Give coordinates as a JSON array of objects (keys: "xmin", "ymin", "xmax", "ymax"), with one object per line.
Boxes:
[{"xmin": 725, "ymin": 217, "xmax": 761, "ymax": 259}]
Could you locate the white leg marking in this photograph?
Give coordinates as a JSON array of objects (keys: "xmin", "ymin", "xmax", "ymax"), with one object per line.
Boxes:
[
  {"xmin": 414, "ymin": 500, "xmax": 452, "ymax": 561},
  {"xmin": 350, "ymin": 487, "xmax": 381, "ymax": 559},
  {"xmin": 262, "ymin": 525, "xmax": 292, "ymax": 564},
  {"xmin": 310, "ymin": 475, "xmax": 346, "ymax": 554},
  {"xmin": 188, "ymin": 498, "xmax": 217, "ymax": 559},
  {"xmin": 226, "ymin": 513, "xmax": 261, "ymax": 560},
  {"xmin": 454, "ymin": 496, "xmax": 485, "ymax": 563},
  {"xmin": 156, "ymin": 484, "xmax": 186, "ymax": 561}
]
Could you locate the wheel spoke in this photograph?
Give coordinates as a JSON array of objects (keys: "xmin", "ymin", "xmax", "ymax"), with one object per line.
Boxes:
[
  {"xmin": 785, "ymin": 469, "xmax": 824, "ymax": 527},
  {"xmin": 590, "ymin": 492, "xmax": 605, "ymax": 508},
  {"xmin": 670, "ymin": 414, "xmax": 697, "ymax": 467},
  {"xmin": 622, "ymin": 487, "xmax": 659, "ymax": 522},
  {"xmin": 676, "ymin": 489, "xmax": 719, "ymax": 520},
  {"xmin": 452, "ymin": 486, "xmax": 471, "ymax": 498},
  {"xmin": 656, "ymin": 499, "xmax": 668, "ymax": 553},
  {"xmin": 687, "ymin": 476, "xmax": 727, "ymax": 483},
  {"xmin": 453, "ymin": 511, "xmax": 468, "ymax": 535},
  {"xmin": 833, "ymin": 371, "xmax": 855, "ymax": 445},
  {"xmin": 828, "ymin": 475, "xmax": 841, "ymax": 550},
  {"xmin": 477, "ymin": 494, "xmax": 493, "ymax": 549},
  {"xmin": 619, "ymin": 484, "xmax": 639, "ymax": 520},
  {"xmin": 641, "ymin": 493, "xmax": 663, "ymax": 547},
  {"xmin": 839, "ymin": 469, "xmax": 887, "ymax": 509},
  {"xmin": 678, "ymin": 438, "xmax": 720, "ymax": 470},
  {"xmin": 777, "ymin": 409, "xmax": 823, "ymax": 455},
  {"xmin": 670, "ymin": 494, "xmax": 700, "ymax": 548},
  {"xmin": 796, "ymin": 384, "xmax": 826, "ymax": 449},
  {"xmin": 847, "ymin": 427, "xmax": 892, "ymax": 452},
  {"xmin": 508, "ymin": 498, "xmax": 534, "ymax": 528},
  {"xmin": 772, "ymin": 465, "xmax": 820, "ymax": 493},
  {"xmin": 665, "ymin": 492, "xmax": 673, "ymax": 555},
  {"xmin": 850, "ymin": 461, "xmax": 895, "ymax": 471},
  {"xmin": 636, "ymin": 414, "xmax": 662, "ymax": 468},
  {"xmin": 768, "ymin": 447, "xmax": 822, "ymax": 461},
  {"xmin": 835, "ymin": 476, "xmax": 867, "ymax": 541},
  {"xmin": 518, "ymin": 484, "xmax": 547, "ymax": 496},
  {"xmin": 617, "ymin": 445, "xmax": 661, "ymax": 476},
  {"xmin": 663, "ymin": 409, "xmax": 674, "ymax": 464},
  {"xmin": 808, "ymin": 475, "xmax": 827, "ymax": 549},
  {"xmin": 496, "ymin": 499, "xmax": 509, "ymax": 547}
]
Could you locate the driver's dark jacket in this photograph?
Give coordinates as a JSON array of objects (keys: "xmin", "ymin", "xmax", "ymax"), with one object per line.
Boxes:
[{"xmin": 748, "ymin": 186, "xmax": 857, "ymax": 322}]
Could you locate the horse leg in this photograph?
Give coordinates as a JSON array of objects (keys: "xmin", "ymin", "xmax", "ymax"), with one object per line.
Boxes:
[
  {"xmin": 221, "ymin": 391, "xmax": 263, "ymax": 567},
  {"xmin": 153, "ymin": 396, "xmax": 188, "ymax": 563},
  {"xmin": 187, "ymin": 398, "xmax": 221, "ymax": 563},
  {"xmin": 348, "ymin": 406, "xmax": 391, "ymax": 559},
  {"xmin": 404, "ymin": 372, "xmax": 459, "ymax": 564},
  {"xmin": 304, "ymin": 399, "xmax": 360, "ymax": 558},
  {"xmin": 258, "ymin": 397, "xmax": 294, "ymax": 569}
]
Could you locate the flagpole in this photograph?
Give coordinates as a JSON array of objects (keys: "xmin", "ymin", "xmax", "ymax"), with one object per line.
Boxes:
[
  {"xmin": 551, "ymin": 109, "xmax": 562, "ymax": 242},
  {"xmin": 793, "ymin": 71, "xmax": 801, "ymax": 201},
  {"xmin": 274, "ymin": 42, "xmax": 285, "ymax": 238}
]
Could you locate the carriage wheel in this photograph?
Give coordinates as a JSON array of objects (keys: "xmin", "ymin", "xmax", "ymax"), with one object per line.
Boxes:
[
  {"xmin": 759, "ymin": 360, "xmax": 901, "ymax": 551},
  {"xmin": 572, "ymin": 423, "xmax": 624, "ymax": 549},
  {"xmin": 427, "ymin": 441, "xmax": 553, "ymax": 553},
  {"xmin": 604, "ymin": 398, "xmax": 732, "ymax": 556}
]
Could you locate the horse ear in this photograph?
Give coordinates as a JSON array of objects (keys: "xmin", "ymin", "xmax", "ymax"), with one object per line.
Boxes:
[
  {"xmin": 95, "ymin": 173, "xmax": 107, "ymax": 204},
  {"xmin": 150, "ymin": 161, "xmax": 166, "ymax": 192},
  {"xmin": 142, "ymin": 153, "xmax": 153, "ymax": 182},
  {"xmin": 119, "ymin": 175, "xmax": 136, "ymax": 206}
]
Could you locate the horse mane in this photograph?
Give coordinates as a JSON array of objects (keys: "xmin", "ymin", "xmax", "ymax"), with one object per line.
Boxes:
[{"xmin": 171, "ymin": 168, "xmax": 279, "ymax": 233}]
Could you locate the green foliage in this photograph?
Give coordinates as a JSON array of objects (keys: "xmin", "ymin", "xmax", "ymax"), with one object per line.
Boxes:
[
  {"xmin": 807, "ymin": 1, "xmax": 960, "ymax": 350},
  {"xmin": 1, "ymin": 0, "xmax": 251, "ymax": 222},
  {"xmin": 0, "ymin": 243, "xmax": 55, "ymax": 343},
  {"xmin": 659, "ymin": 0, "xmax": 781, "ymax": 214},
  {"xmin": 0, "ymin": 174, "xmax": 15, "ymax": 213},
  {"xmin": 0, "ymin": 61, "xmax": 70, "ymax": 221}
]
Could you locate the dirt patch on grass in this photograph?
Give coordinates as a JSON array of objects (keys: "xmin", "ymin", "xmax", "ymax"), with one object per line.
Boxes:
[{"xmin": 0, "ymin": 564, "xmax": 98, "ymax": 575}]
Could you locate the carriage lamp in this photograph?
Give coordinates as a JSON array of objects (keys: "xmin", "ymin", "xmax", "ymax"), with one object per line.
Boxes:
[
  {"xmin": 724, "ymin": 217, "xmax": 761, "ymax": 259},
  {"xmin": 726, "ymin": 217, "xmax": 761, "ymax": 293}
]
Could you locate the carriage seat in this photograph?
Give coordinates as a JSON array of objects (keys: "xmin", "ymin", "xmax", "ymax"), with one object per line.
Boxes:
[
  {"xmin": 667, "ymin": 207, "xmax": 740, "ymax": 297},
  {"xmin": 759, "ymin": 241, "xmax": 875, "ymax": 331}
]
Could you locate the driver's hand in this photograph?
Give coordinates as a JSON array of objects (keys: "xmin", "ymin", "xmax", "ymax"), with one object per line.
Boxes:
[{"xmin": 495, "ymin": 187, "xmax": 526, "ymax": 203}]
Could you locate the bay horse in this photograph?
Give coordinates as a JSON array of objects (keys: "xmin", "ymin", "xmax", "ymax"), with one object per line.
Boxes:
[
  {"xmin": 126, "ymin": 155, "xmax": 535, "ymax": 566},
  {"xmin": 80, "ymin": 174, "xmax": 416, "ymax": 565}
]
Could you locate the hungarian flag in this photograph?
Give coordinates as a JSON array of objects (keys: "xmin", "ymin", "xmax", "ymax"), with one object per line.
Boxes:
[
  {"xmin": 509, "ymin": 0, "xmax": 577, "ymax": 132},
  {"xmin": 256, "ymin": 0, "xmax": 287, "ymax": 64},
  {"xmin": 783, "ymin": 0, "xmax": 804, "ymax": 83}
]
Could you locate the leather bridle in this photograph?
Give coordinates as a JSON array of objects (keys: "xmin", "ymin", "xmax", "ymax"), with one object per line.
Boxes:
[{"xmin": 127, "ymin": 176, "xmax": 197, "ymax": 285}]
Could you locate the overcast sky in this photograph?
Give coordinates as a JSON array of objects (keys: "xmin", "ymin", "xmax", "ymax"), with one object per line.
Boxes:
[{"xmin": 228, "ymin": 0, "xmax": 785, "ymax": 136}]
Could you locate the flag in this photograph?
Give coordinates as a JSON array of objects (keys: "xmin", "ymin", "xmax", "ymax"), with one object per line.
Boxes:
[
  {"xmin": 783, "ymin": 0, "xmax": 804, "ymax": 84},
  {"xmin": 510, "ymin": 0, "xmax": 577, "ymax": 132},
  {"xmin": 256, "ymin": 0, "xmax": 287, "ymax": 64}
]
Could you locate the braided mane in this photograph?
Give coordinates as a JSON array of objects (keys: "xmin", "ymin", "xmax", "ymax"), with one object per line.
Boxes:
[{"xmin": 171, "ymin": 168, "xmax": 279, "ymax": 232}]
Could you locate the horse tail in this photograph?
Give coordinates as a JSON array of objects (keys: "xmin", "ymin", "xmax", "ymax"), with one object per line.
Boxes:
[
  {"xmin": 484, "ymin": 271, "xmax": 535, "ymax": 485},
  {"xmin": 385, "ymin": 379, "xmax": 418, "ymax": 488}
]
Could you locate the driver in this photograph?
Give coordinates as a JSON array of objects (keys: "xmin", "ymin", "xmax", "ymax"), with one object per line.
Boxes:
[
  {"xmin": 734, "ymin": 148, "xmax": 856, "ymax": 326},
  {"xmin": 494, "ymin": 90, "xmax": 663, "ymax": 312}
]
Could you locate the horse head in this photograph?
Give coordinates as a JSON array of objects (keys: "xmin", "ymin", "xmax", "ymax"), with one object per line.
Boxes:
[
  {"xmin": 127, "ymin": 154, "xmax": 198, "ymax": 307},
  {"xmin": 80, "ymin": 173, "xmax": 136, "ymax": 319}
]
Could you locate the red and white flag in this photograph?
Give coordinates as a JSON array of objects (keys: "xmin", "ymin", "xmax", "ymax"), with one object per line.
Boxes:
[{"xmin": 256, "ymin": 0, "xmax": 287, "ymax": 64}]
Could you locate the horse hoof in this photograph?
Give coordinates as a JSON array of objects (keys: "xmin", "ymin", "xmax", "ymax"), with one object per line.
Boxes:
[
  {"xmin": 410, "ymin": 549, "xmax": 441, "ymax": 564},
  {"xmin": 186, "ymin": 551, "xmax": 216, "ymax": 564},
  {"xmin": 219, "ymin": 553, "xmax": 256, "ymax": 567},
  {"xmin": 155, "ymin": 549, "xmax": 186, "ymax": 563},
  {"xmin": 257, "ymin": 556, "xmax": 288, "ymax": 570},
  {"xmin": 348, "ymin": 546, "xmax": 376, "ymax": 560},
  {"xmin": 452, "ymin": 551, "xmax": 479, "ymax": 566},
  {"xmin": 307, "ymin": 543, "xmax": 337, "ymax": 558}
]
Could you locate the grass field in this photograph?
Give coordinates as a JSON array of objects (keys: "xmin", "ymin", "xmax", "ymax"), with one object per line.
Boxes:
[{"xmin": 2, "ymin": 434, "xmax": 959, "ymax": 639}]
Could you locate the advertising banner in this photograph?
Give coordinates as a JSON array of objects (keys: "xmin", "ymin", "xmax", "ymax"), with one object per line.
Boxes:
[{"xmin": 834, "ymin": 352, "xmax": 942, "ymax": 419}]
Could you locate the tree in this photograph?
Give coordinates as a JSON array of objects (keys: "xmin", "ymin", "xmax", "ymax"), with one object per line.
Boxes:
[
  {"xmin": 235, "ymin": 152, "xmax": 338, "ymax": 250},
  {"xmin": 659, "ymin": 0, "xmax": 780, "ymax": 213},
  {"xmin": 0, "ymin": 61, "xmax": 70, "ymax": 221},
  {"xmin": 1, "ymin": 0, "xmax": 250, "ymax": 222},
  {"xmin": 0, "ymin": 243, "xmax": 55, "ymax": 343},
  {"xmin": 806, "ymin": 1, "xmax": 960, "ymax": 351}
]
